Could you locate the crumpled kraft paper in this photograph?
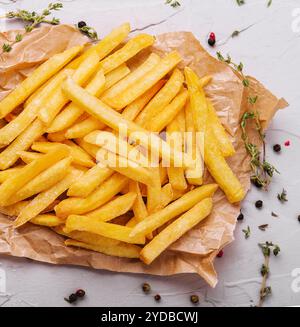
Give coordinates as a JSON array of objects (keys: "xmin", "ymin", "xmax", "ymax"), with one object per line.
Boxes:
[{"xmin": 0, "ymin": 25, "xmax": 288, "ymax": 287}]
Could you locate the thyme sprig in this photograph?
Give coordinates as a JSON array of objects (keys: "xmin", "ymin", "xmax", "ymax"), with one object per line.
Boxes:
[
  {"xmin": 242, "ymin": 225, "xmax": 251, "ymax": 239},
  {"xmin": 258, "ymin": 242, "xmax": 280, "ymax": 306},
  {"xmin": 236, "ymin": 0, "xmax": 272, "ymax": 7},
  {"xmin": 76, "ymin": 24, "xmax": 98, "ymax": 41},
  {"xmin": 165, "ymin": 0, "xmax": 181, "ymax": 8}
]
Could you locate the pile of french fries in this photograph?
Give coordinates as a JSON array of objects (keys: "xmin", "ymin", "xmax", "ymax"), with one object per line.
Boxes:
[{"xmin": 0, "ymin": 23, "xmax": 245, "ymax": 264}]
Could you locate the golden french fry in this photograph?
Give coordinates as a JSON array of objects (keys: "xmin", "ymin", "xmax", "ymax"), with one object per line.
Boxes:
[
  {"xmin": 147, "ymin": 168, "xmax": 163, "ymax": 214},
  {"xmin": 38, "ymin": 50, "xmax": 100, "ymax": 124},
  {"xmin": 65, "ymin": 215, "xmax": 145, "ymax": 244},
  {"xmin": 102, "ymin": 53, "xmax": 160, "ymax": 102},
  {"xmin": 204, "ymin": 126, "xmax": 245, "ymax": 203},
  {"xmin": 0, "ymin": 45, "xmax": 83, "ymax": 118},
  {"xmin": 130, "ymin": 184, "xmax": 218, "ymax": 237},
  {"xmin": 98, "ymin": 34, "xmax": 155, "ymax": 74},
  {"xmin": 6, "ymin": 157, "xmax": 72, "ymax": 205},
  {"xmin": 184, "ymin": 101, "xmax": 203, "ymax": 185},
  {"xmin": 129, "ymin": 181, "xmax": 148, "ymax": 221},
  {"xmin": 62, "ymin": 77, "xmax": 194, "ymax": 169},
  {"xmin": 0, "ymin": 201, "xmax": 29, "ymax": 217},
  {"xmin": 67, "ymin": 164, "xmax": 113, "ymax": 197},
  {"xmin": 0, "ymin": 166, "xmax": 24, "ymax": 183},
  {"xmin": 32, "ymin": 140, "xmax": 95, "ymax": 168},
  {"xmin": 0, "ymin": 119, "xmax": 44, "ymax": 170},
  {"xmin": 0, "ymin": 69, "xmax": 73, "ymax": 146},
  {"xmin": 47, "ymin": 130, "xmax": 67, "ymax": 142},
  {"xmin": 0, "ymin": 144, "xmax": 70, "ymax": 206},
  {"xmin": 69, "ymin": 23, "xmax": 131, "ymax": 68},
  {"xmin": 104, "ymin": 64, "xmax": 131, "ymax": 90},
  {"xmin": 145, "ymin": 89, "xmax": 188, "ymax": 132},
  {"xmin": 207, "ymin": 100, "xmax": 235, "ymax": 157},
  {"xmin": 19, "ymin": 151, "xmax": 43, "ymax": 164},
  {"xmin": 86, "ymin": 192, "xmax": 136, "ymax": 221},
  {"xmin": 65, "ymin": 117, "xmax": 105, "ymax": 139},
  {"xmin": 14, "ymin": 168, "xmax": 82, "ymax": 228},
  {"xmin": 140, "ymin": 198, "xmax": 213, "ymax": 264},
  {"xmin": 166, "ymin": 110, "xmax": 188, "ymax": 191},
  {"xmin": 160, "ymin": 183, "xmax": 174, "ymax": 208},
  {"xmin": 55, "ymin": 173, "xmax": 128, "ymax": 217},
  {"xmin": 159, "ymin": 164, "xmax": 168, "ymax": 185},
  {"xmin": 199, "ymin": 75, "xmax": 212, "ymax": 88},
  {"xmin": 47, "ymin": 69, "xmax": 105, "ymax": 133},
  {"xmin": 30, "ymin": 214, "xmax": 65, "ymax": 227},
  {"xmin": 65, "ymin": 239, "xmax": 140, "ymax": 258},
  {"xmin": 135, "ymin": 69, "xmax": 184, "ymax": 126},
  {"xmin": 103, "ymin": 51, "xmax": 182, "ymax": 109}
]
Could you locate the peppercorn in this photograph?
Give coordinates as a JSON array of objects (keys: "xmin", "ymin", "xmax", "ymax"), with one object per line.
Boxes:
[
  {"xmin": 142, "ymin": 283, "xmax": 151, "ymax": 293},
  {"xmin": 154, "ymin": 294, "xmax": 161, "ymax": 302},
  {"xmin": 208, "ymin": 38, "xmax": 216, "ymax": 47},
  {"xmin": 273, "ymin": 144, "xmax": 281, "ymax": 153},
  {"xmin": 255, "ymin": 200, "xmax": 263, "ymax": 209},
  {"xmin": 298, "ymin": 215, "xmax": 300, "ymax": 223},
  {"xmin": 76, "ymin": 289, "xmax": 85, "ymax": 298},
  {"xmin": 217, "ymin": 250, "xmax": 224, "ymax": 258},
  {"xmin": 78, "ymin": 21, "xmax": 87, "ymax": 28},
  {"xmin": 209, "ymin": 32, "xmax": 216, "ymax": 40},
  {"xmin": 67, "ymin": 293, "xmax": 78, "ymax": 303},
  {"xmin": 190, "ymin": 295, "xmax": 199, "ymax": 304},
  {"xmin": 237, "ymin": 212, "xmax": 244, "ymax": 221}
]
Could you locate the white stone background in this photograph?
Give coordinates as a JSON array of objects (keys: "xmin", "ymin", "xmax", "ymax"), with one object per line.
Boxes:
[{"xmin": 0, "ymin": 0, "xmax": 300, "ymax": 307}]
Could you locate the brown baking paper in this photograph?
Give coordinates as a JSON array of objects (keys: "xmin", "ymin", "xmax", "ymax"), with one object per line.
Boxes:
[{"xmin": 0, "ymin": 25, "xmax": 288, "ymax": 287}]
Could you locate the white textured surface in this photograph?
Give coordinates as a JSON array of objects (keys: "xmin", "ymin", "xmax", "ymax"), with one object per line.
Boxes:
[{"xmin": 0, "ymin": 0, "xmax": 300, "ymax": 307}]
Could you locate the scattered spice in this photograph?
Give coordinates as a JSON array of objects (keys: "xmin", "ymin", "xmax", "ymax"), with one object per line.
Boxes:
[
  {"xmin": 142, "ymin": 283, "xmax": 151, "ymax": 294},
  {"xmin": 273, "ymin": 144, "xmax": 281, "ymax": 153},
  {"xmin": 237, "ymin": 212, "xmax": 244, "ymax": 221},
  {"xmin": 154, "ymin": 294, "xmax": 161, "ymax": 302},
  {"xmin": 236, "ymin": 0, "xmax": 245, "ymax": 5},
  {"xmin": 76, "ymin": 289, "xmax": 86, "ymax": 298},
  {"xmin": 77, "ymin": 21, "xmax": 87, "ymax": 29},
  {"xmin": 242, "ymin": 226, "xmax": 251, "ymax": 239},
  {"xmin": 208, "ymin": 32, "xmax": 216, "ymax": 47},
  {"xmin": 258, "ymin": 224, "xmax": 269, "ymax": 231},
  {"xmin": 284, "ymin": 140, "xmax": 290, "ymax": 147},
  {"xmin": 255, "ymin": 200, "xmax": 263, "ymax": 209},
  {"xmin": 217, "ymin": 250, "xmax": 224, "ymax": 258},
  {"xmin": 277, "ymin": 189, "xmax": 288, "ymax": 203},
  {"xmin": 165, "ymin": 0, "xmax": 181, "ymax": 8},
  {"xmin": 190, "ymin": 295, "xmax": 199, "ymax": 304},
  {"xmin": 298, "ymin": 215, "xmax": 300, "ymax": 223},
  {"xmin": 77, "ymin": 22, "xmax": 98, "ymax": 41},
  {"xmin": 65, "ymin": 293, "xmax": 78, "ymax": 304},
  {"xmin": 271, "ymin": 212, "xmax": 279, "ymax": 218},
  {"xmin": 258, "ymin": 242, "xmax": 280, "ymax": 306}
]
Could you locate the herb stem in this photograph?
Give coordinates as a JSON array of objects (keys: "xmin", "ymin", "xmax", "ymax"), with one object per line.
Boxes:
[{"xmin": 258, "ymin": 255, "xmax": 270, "ymax": 307}]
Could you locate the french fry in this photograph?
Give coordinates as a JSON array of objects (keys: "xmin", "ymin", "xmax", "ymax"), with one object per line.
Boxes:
[
  {"xmin": 47, "ymin": 130, "xmax": 67, "ymax": 142},
  {"xmin": 147, "ymin": 168, "xmax": 163, "ymax": 214},
  {"xmin": 145, "ymin": 89, "xmax": 188, "ymax": 132},
  {"xmin": 184, "ymin": 101, "xmax": 203, "ymax": 185},
  {"xmin": 98, "ymin": 34, "xmax": 155, "ymax": 74},
  {"xmin": 0, "ymin": 144, "xmax": 70, "ymax": 206},
  {"xmin": 129, "ymin": 181, "xmax": 148, "ymax": 222},
  {"xmin": 207, "ymin": 100, "xmax": 235, "ymax": 157},
  {"xmin": 30, "ymin": 214, "xmax": 65, "ymax": 227},
  {"xmin": 103, "ymin": 51, "xmax": 182, "ymax": 109},
  {"xmin": 0, "ymin": 201, "xmax": 29, "ymax": 217},
  {"xmin": 46, "ymin": 69, "xmax": 105, "ymax": 133},
  {"xmin": 14, "ymin": 168, "xmax": 82, "ymax": 228},
  {"xmin": 0, "ymin": 166, "xmax": 23, "ymax": 183},
  {"xmin": 129, "ymin": 184, "xmax": 218, "ymax": 237},
  {"xmin": 65, "ymin": 215, "xmax": 145, "ymax": 244},
  {"xmin": 96, "ymin": 148, "xmax": 155, "ymax": 187},
  {"xmin": 135, "ymin": 69, "xmax": 184, "ymax": 126},
  {"xmin": 55, "ymin": 173, "xmax": 128, "ymax": 217},
  {"xmin": 159, "ymin": 164, "xmax": 168, "ymax": 185},
  {"xmin": 62, "ymin": 78, "xmax": 194, "ymax": 169},
  {"xmin": 140, "ymin": 198, "xmax": 213, "ymax": 264},
  {"xmin": 32, "ymin": 140, "xmax": 95, "ymax": 168},
  {"xmin": 104, "ymin": 64, "xmax": 131, "ymax": 90},
  {"xmin": 69, "ymin": 23, "xmax": 131, "ymax": 68},
  {"xmin": 0, "ymin": 45, "xmax": 83, "ymax": 118},
  {"xmin": 67, "ymin": 164, "xmax": 113, "ymax": 197},
  {"xmin": 204, "ymin": 126, "xmax": 245, "ymax": 203},
  {"xmin": 86, "ymin": 192, "xmax": 136, "ymax": 222},
  {"xmin": 65, "ymin": 117, "xmax": 105, "ymax": 139},
  {"xmin": 38, "ymin": 50, "xmax": 100, "ymax": 124},
  {"xmin": 19, "ymin": 151, "xmax": 42, "ymax": 164},
  {"xmin": 160, "ymin": 183, "xmax": 174, "ymax": 208},
  {"xmin": 199, "ymin": 75, "xmax": 212, "ymax": 88},
  {"xmin": 65, "ymin": 239, "xmax": 140, "ymax": 258},
  {"xmin": 6, "ymin": 157, "xmax": 72, "ymax": 205},
  {"xmin": 0, "ymin": 119, "xmax": 44, "ymax": 170},
  {"xmin": 102, "ymin": 53, "xmax": 160, "ymax": 103},
  {"xmin": 0, "ymin": 69, "xmax": 73, "ymax": 146},
  {"xmin": 166, "ymin": 110, "xmax": 188, "ymax": 191}
]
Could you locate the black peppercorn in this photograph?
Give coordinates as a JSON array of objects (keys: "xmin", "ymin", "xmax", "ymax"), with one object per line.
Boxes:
[
  {"xmin": 273, "ymin": 144, "xmax": 281, "ymax": 153},
  {"xmin": 298, "ymin": 215, "xmax": 300, "ymax": 223},
  {"xmin": 76, "ymin": 289, "xmax": 85, "ymax": 298},
  {"xmin": 208, "ymin": 38, "xmax": 216, "ymax": 47},
  {"xmin": 142, "ymin": 283, "xmax": 151, "ymax": 293},
  {"xmin": 237, "ymin": 212, "xmax": 244, "ymax": 221},
  {"xmin": 255, "ymin": 200, "xmax": 263, "ymax": 209},
  {"xmin": 67, "ymin": 293, "xmax": 78, "ymax": 303},
  {"xmin": 78, "ymin": 21, "xmax": 87, "ymax": 28},
  {"xmin": 190, "ymin": 295, "xmax": 199, "ymax": 304},
  {"xmin": 154, "ymin": 294, "xmax": 161, "ymax": 302}
]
